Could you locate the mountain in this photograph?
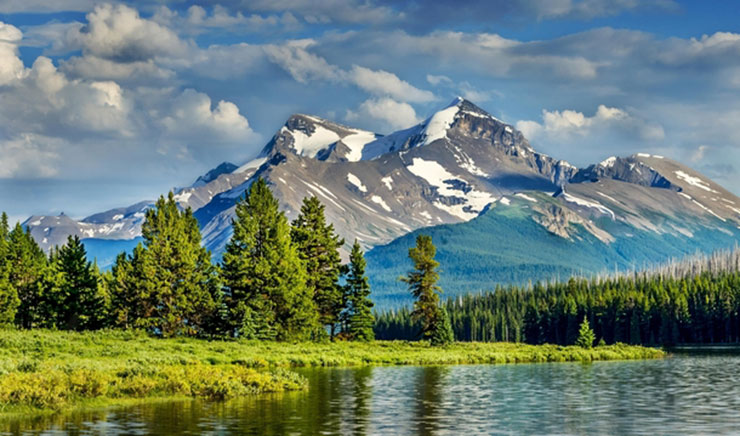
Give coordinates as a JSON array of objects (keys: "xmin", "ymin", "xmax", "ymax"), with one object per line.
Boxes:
[{"xmin": 22, "ymin": 98, "xmax": 740, "ymax": 307}]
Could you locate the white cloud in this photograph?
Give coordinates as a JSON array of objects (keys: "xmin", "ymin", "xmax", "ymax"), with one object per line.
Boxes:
[
  {"xmin": 263, "ymin": 39, "xmax": 340, "ymax": 83},
  {"xmin": 61, "ymin": 55, "xmax": 174, "ymax": 81},
  {"xmin": 0, "ymin": 21, "xmax": 257, "ymax": 180},
  {"xmin": 347, "ymin": 65, "xmax": 436, "ymax": 103},
  {"xmin": 518, "ymin": 105, "xmax": 664, "ymax": 141},
  {"xmin": 67, "ymin": 4, "xmax": 191, "ymax": 61},
  {"xmin": 346, "ymin": 97, "xmax": 420, "ymax": 131},
  {"xmin": 157, "ymin": 89, "xmax": 255, "ymax": 143},
  {"xmin": 426, "ymin": 74, "xmax": 452, "ymax": 86},
  {"xmin": 0, "ymin": 134, "xmax": 61, "ymax": 178},
  {"xmin": 0, "ymin": 22, "xmax": 25, "ymax": 85}
]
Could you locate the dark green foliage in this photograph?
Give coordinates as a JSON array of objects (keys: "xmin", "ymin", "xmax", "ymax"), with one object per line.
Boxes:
[
  {"xmin": 222, "ymin": 178, "xmax": 317, "ymax": 341},
  {"xmin": 343, "ymin": 240, "xmax": 374, "ymax": 341},
  {"xmin": 7, "ymin": 223, "xmax": 46, "ymax": 328},
  {"xmin": 291, "ymin": 196, "xmax": 344, "ymax": 339},
  {"xmin": 377, "ymin": 248, "xmax": 740, "ymax": 346},
  {"xmin": 401, "ymin": 235, "xmax": 450, "ymax": 345},
  {"xmin": 575, "ymin": 316, "xmax": 595, "ymax": 348},
  {"xmin": 431, "ymin": 306, "xmax": 454, "ymax": 346},
  {"xmin": 108, "ymin": 193, "xmax": 220, "ymax": 337},
  {"xmin": 0, "ymin": 213, "xmax": 19, "ymax": 326},
  {"xmin": 40, "ymin": 236, "xmax": 106, "ymax": 330}
]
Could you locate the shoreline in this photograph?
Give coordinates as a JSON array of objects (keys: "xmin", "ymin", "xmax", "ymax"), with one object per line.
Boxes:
[{"xmin": 0, "ymin": 329, "xmax": 665, "ymax": 418}]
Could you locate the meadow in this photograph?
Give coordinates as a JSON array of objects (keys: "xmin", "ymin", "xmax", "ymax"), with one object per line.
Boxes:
[{"xmin": 0, "ymin": 329, "xmax": 664, "ymax": 416}]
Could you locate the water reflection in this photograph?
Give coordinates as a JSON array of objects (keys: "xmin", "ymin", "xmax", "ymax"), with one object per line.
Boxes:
[{"xmin": 3, "ymin": 354, "xmax": 740, "ymax": 435}]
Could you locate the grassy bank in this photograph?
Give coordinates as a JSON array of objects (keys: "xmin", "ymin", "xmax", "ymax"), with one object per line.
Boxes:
[{"xmin": 0, "ymin": 329, "xmax": 664, "ymax": 415}]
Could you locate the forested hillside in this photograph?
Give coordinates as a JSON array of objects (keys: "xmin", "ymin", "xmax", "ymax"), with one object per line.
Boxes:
[{"xmin": 375, "ymin": 248, "xmax": 740, "ymax": 346}]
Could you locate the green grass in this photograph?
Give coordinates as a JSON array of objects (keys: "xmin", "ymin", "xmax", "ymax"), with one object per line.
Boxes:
[{"xmin": 0, "ymin": 329, "xmax": 664, "ymax": 416}]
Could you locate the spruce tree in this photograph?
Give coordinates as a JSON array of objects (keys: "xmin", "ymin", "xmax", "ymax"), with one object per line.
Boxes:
[
  {"xmin": 292, "ymin": 196, "xmax": 345, "ymax": 339},
  {"xmin": 575, "ymin": 316, "xmax": 595, "ymax": 348},
  {"xmin": 222, "ymin": 178, "xmax": 316, "ymax": 341},
  {"xmin": 0, "ymin": 213, "xmax": 19, "ymax": 326},
  {"xmin": 108, "ymin": 246, "xmax": 146, "ymax": 329},
  {"xmin": 109, "ymin": 193, "xmax": 220, "ymax": 336},
  {"xmin": 344, "ymin": 240, "xmax": 374, "ymax": 341},
  {"xmin": 42, "ymin": 236, "xmax": 106, "ymax": 330},
  {"xmin": 8, "ymin": 223, "xmax": 46, "ymax": 328},
  {"xmin": 402, "ymin": 234, "xmax": 451, "ymax": 345}
]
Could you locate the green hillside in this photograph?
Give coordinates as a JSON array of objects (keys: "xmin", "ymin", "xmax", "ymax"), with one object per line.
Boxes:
[{"xmin": 366, "ymin": 195, "xmax": 740, "ymax": 308}]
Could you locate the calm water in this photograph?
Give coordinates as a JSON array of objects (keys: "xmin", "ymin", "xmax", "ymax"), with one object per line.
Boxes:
[{"xmin": 4, "ymin": 353, "xmax": 740, "ymax": 435}]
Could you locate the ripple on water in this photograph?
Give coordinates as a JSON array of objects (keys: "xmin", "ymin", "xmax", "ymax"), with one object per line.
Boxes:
[{"xmin": 3, "ymin": 354, "xmax": 740, "ymax": 435}]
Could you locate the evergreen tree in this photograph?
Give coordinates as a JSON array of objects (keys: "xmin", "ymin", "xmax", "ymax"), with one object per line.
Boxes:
[
  {"xmin": 430, "ymin": 306, "xmax": 454, "ymax": 346},
  {"xmin": 344, "ymin": 240, "xmax": 374, "ymax": 341},
  {"xmin": 108, "ymin": 246, "xmax": 146, "ymax": 329},
  {"xmin": 41, "ymin": 236, "xmax": 106, "ymax": 330},
  {"xmin": 575, "ymin": 316, "xmax": 595, "ymax": 348},
  {"xmin": 109, "ymin": 193, "xmax": 220, "ymax": 336},
  {"xmin": 292, "ymin": 196, "xmax": 345, "ymax": 339},
  {"xmin": 222, "ymin": 178, "xmax": 317, "ymax": 341},
  {"xmin": 7, "ymin": 223, "xmax": 46, "ymax": 328},
  {"xmin": 402, "ymin": 234, "xmax": 449, "ymax": 344},
  {"xmin": 0, "ymin": 213, "xmax": 19, "ymax": 326}
]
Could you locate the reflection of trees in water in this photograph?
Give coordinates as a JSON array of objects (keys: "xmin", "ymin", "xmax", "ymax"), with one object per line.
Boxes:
[
  {"xmin": 0, "ymin": 367, "xmax": 374, "ymax": 435},
  {"xmin": 415, "ymin": 366, "xmax": 450, "ymax": 436},
  {"xmin": 348, "ymin": 366, "xmax": 373, "ymax": 435}
]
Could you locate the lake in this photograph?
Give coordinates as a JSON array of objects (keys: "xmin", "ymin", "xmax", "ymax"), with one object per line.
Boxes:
[{"xmin": 4, "ymin": 352, "xmax": 740, "ymax": 435}]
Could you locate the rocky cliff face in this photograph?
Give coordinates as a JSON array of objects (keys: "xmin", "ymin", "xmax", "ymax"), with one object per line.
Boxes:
[{"xmin": 23, "ymin": 99, "xmax": 740, "ymax": 280}]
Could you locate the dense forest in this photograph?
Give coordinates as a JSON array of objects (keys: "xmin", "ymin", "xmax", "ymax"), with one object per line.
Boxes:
[
  {"xmin": 375, "ymin": 248, "xmax": 740, "ymax": 346},
  {"xmin": 0, "ymin": 178, "xmax": 375, "ymax": 342}
]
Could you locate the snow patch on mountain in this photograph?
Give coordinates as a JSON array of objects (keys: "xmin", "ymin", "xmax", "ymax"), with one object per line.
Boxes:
[
  {"xmin": 422, "ymin": 104, "xmax": 459, "ymax": 146},
  {"xmin": 342, "ymin": 131, "xmax": 378, "ymax": 161},
  {"xmin": 288, "ymin": 125, "xmax": 341, "ymax": 158},
  {"xmin": 347, "ymin": 173, "xmax": 367, "ymax": 192},
  {"xmin": 515, "ymin": 193, "xmax": 537, "ymax": 202},
  {"xmin": 674, "ymin": 170, "xmax": 718, "ymax": 193},
  {"xmin": 381, "ymin": 176, "xmax": 393, "ymax": 190},
  {"xmin": 236, "ymin": 157, "xmax": 267, "ymax": 174},
  {"xmin": 562, "ymin": 192, "xmax": 616, "ymax": 220},
  {"xmin": 370, "ymin": 195, "xmax": 392, "ymax": 212}
]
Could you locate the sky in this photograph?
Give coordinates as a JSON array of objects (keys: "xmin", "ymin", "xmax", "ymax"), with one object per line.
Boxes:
[{"xmin": 1, "ymin": 0, "xmax": 740, "ymax": 224}]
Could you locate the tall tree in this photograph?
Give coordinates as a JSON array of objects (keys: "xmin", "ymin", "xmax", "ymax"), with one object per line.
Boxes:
[
  {"xmin": 0, "ymin": 213, "xmax": 19, "ymax": 326},
  {"xmin": 109, "ymin": 193, "xmax": 220, "ymax": 336},
  {"xmin": 402, "ymin": 234, "xmax": 451, "ymax": 345},
  {"xmin": 292, "ymin": 196, "xmax": 345, "ymax": 339},
  {"xmin": 343, "ymin": 240, "xmax": 375, "ymax": 341},
  {"xmin": 41, "ymin": 236, "xmax": 106, "ymax": 330},
  {"xmin": 222, "ymin": 178, "xmax": 317, "ymax": 341},
  {"xmin": 7, "ymin": 223, "xmax": 46, "ymax": 328},
  {"xmin": 108, "ymin": 246, "xmax": 146, "ymax": 329}
]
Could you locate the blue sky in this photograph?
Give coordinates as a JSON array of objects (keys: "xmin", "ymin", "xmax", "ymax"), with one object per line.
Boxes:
[{"xmin": 1, "ymin": 0, "xmax": 739, "ymax": 224}]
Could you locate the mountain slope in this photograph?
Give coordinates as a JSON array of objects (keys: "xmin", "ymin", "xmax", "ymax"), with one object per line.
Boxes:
[{"xmin": 21, "ymin": 98, "xmax": 740, "ymax": 304}]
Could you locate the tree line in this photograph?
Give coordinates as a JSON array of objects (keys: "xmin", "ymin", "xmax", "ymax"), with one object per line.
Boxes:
[
  {"xmin": 0, "ymin": 178, "xmax": 375, "ymax": 341},
  {"xmin": 375, "ymin": 247, "xmax": 740, "ymax": 346}
]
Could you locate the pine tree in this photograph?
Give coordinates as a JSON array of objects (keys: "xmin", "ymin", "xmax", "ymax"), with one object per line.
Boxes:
[
  {"xmin": 108, "ymin": 246, "xmax": 146, "ymax": 329},
  {"xmin": 222, "ymin": 178, "xmax": 317, "ymax": 341},
  {"xmin": 41, "ymin": 236, "xmax": 106, "ymax": 330},
  {"xmin": 108, "ymin": 194, "xmax": 220, "ymax": 336},
  {"xmin": 575, "ymin": 316, "xmax": 595, "ymax": 348},
  {"xmin": 430, "ymin": 306, "xmax": 454, "ymax": 346},
  {"xmin": 0, "ymin": 213, "xmax": 19, "ymax": 326},
  {"xmin": 292, "ymin": 196, "xmax": 345, "ymax": 339},
  {"xmin": 344, "ymin": 240, "xmax": 374, "ymax": 341},
  {"xmin": 8, "ymin": 223, "xmax": 46, "ymax": 328},
  {"xmin": 401, "ymin": 234, "xmax": 451, "ymax": 345}
]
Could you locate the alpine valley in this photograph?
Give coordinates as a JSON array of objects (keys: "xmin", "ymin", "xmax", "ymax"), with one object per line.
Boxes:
[{"xmin": 23, "ymin": 98, "xmax": 740, "ymax": 307}]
